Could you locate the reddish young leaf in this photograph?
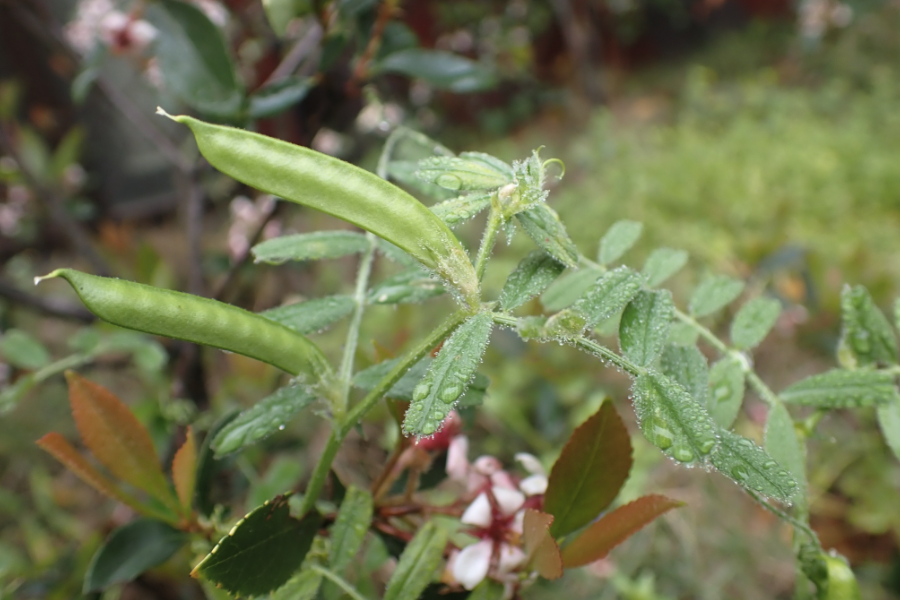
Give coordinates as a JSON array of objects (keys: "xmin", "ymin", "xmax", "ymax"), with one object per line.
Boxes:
[
  {"xmin": 37, "ymin": 433, "xmax": 146, "ymax": 514},
  {"xmin": 66, "ymin": 371, "xmax": 179, "ymax": 511},
  {"xmin": 560, "ymin": 494, "xmax": 684, "ymax": 568},
  {"xmin": 544, "ymin": 399, "xmax": 633, "ymax": 537},
  {"xmin": 522, "ymin": 509, "xmax": 563, "ymax": 580},
  {"xmin": 172, "ymin": 426, "xmax": 197, "ymax": 515}
]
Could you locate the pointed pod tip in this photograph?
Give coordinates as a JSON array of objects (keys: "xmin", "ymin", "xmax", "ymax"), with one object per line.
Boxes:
[{"xmin": 34, "ymin": 269, "xmax": 65, "ymax": 286}]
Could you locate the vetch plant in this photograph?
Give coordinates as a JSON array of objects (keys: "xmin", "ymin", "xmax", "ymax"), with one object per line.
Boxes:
[{"xmin": 33, "ymin": 112, "xmax": 900, "ymax": 599}]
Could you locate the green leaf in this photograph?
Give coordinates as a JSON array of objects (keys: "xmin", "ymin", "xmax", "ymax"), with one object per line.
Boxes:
[
  {"xmin": 598, "ymin": 220, "xmax": 643, "ymax": 266},
  {"xmin": 352, "ymin": 358, "xmax": 488, "ymax": 406},
  {"xmin": 560, "ymin": 495, "xmax": 683, "ymax": 568},
  {"xmin": 540, "ymin": 267, "xmax": 603, "ymax": 312},
  {"xmin": 383, "ymin": 521, "xmax": 448, "ymax": 600},
  {"xmin": 707, "ymin": 357, "xmax": 746, "ymax": 428},
  {"xmin": 403, "ymin": 312, "xmax": 493, "ymax": 437},
  {"xmin": 499, "ymin": 251, "xmax": 566, "ymax": 311},
  {"xmin": 84, "ymin": 518, "xmax": 187, "ymax": 592},
  {"xmin": 192, "ymin": 496, "xmax": 321, "ymax": 597},
  {"xmin": 467, "ymin": 580, "xmax": 506, "ymax": 600},
  {"xmin": 619, "ymin": 290, "xmax": 674, "ymax": 368},
  {"xmin": 667, "ymin": 322, "xmax": 699, "ymax": 346},
  {"xmin": 765, "ymin": 402, "xmax": 808, "ymax": 508},
  {"xmin": 730, "ymin": 297, "xmax": 781, "ymax": 350},
  {"xmin": 270, "ymin": 567, "xmax": 323, "ymax": 600},
  {"xmin": 39, "ymin": 269, "xmax": 332, "ymax": 380},
  {"xmin": 262, "ymin": 0, "xmax": 313, "ymax": 37},
  {"xmin": 195, "ymin": 411, "xmax": 238, "ymax": 516},
  {"xmin": 544, "ymin": 400, "xmax": 633, "ymax": 537},
  {"xmin": 252, "ymin": 231, "xmax": 370, "ymax": 264},
  {"xmin": 516, "ymin": 204, "xmax": 579, "ymax": 268},
  {"xmin": 839, "ymin": 285, "xmax": 898, "ymax": 367},
  {"xmin": 328, "ymin": 486, "xmax": 374, "ymax": 571},
  {"xmin": 262, "ymin": 295, "xmax": 356, "ymax": 335},
  {"xmin": 632, "ymin": 372, "xmax": 717, "ymax": 463},
  {"xmin": 212, "ymin": 384, "xmax": 317, "ymax": 456},
  {"xmin": 368, "ymin": 268, "xmax": 445, "ymax": 305},
  {"xmin": 710, "ymin": 429, "xmax": 797, "ymax": 502},
  {"xmin": 689, "ymin": 275, "xmax": 745, "ymax": 318},
  {"xmin": 416, "ymin": 154, "xmax": 512, "ymax": 191},
  {"xmin": 146, "ymin": 0, "xmax": 242, "ymax": 118},
  {"xmin": 642, "ymin": 248, "xmax": 688, "ymax": 288},
  {"xmin": 249, "ymin": 76, "xmax": 313, "ymax": 119},
  {"xmin": 781, "ymin": 369, "xmax": 898, "ymax": 409},
  {"xmin": 247, "ymin": 456, "xmax": 305, "ymax": 510},
  {"xmin": 375, "ymin": 49, "xmax": 497, "ymax": 93},
  {"xmin": 573, "ymin": 267, "xmax": 644, "ymax": 330},
  {"xmin": 877, "ymin": 397, "xmax": 900, "ymax": 462},
  {"xmin": 164, "ymin": 113, "xmax": 479, "ymax": 306},
  {"xmin": 0, "ymin": 329, "xmax": 50, "ymax": 370},
  {"xmin": 429, "ymin": 193, "xmax": 493, "ymax": 227},
  {"xmin": 659, "ymin": 344, "xmax": 709, "ymax": 405}
]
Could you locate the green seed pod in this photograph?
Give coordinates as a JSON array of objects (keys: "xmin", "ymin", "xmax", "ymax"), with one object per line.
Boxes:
[
  {"xmin": 158, "ymin": 109, "xmax": 479, "ymax": 308},
  {"xmin": 37, "ymin": 269, "xmax": 332, "ymax": 381}
]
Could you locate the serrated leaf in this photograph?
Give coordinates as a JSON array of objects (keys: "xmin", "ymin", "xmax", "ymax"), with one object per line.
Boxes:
[
  {"xmin": 172, "ymin": 426, "xmax": 197, "ymax": 514},
  {"xmin": 376, "ymin": 49, "xmax": 497, "ymax": 93},
  {"xmin": 642, "ymin": 248, "xmax": 688, "ymax": 288},
  {"xmin": 403, "ymin": 312, "xmax": 493, "ymax": 437},
  {"xmin": 710, "ymin": 429, "xmax": 798, "ymax": 502},
  {"xmin": 516, "ymin": 204, "xmax": 579, "ymax": 268},
  {"xmin": 368, "ymin": 268, "xmax": 445, "ymax": 305},
  {"xmin": 262, "ymin": 295, "xmax": 356, "ymax": 335},
  {"xmin": 632, "ymin": 372, "xmax": 717, "ymax": 463},
  {"xmin": 877, "ymin": 398, "xmax": 900, "ymax": 462},
  {"xmin": 781, "ymin": 369, "xmax": 898, "ymax": 409},
  {"xmin": 249, "ymin": 76, "xmax": 313, "ymax": 119},
  {"xmin": 84, "ymin": 518, "xmax": 187, "ymax": 592},
  {"xmin": 707, "ymin": 357, "xmax": 746, "ymax": 428},
  {"xmin": 212, "ymin": 384, "xmax": 317, "ymax": 456},
  {"xmin": 429, "ymin": 193, "xmax": 493, "ymax": 227},
  {"xmin": 192, "ymin": 496, "xmax": 321, "ymax": 596},
  {"xmin": 598, "ymin": 220, "xmax": 643, "ymax": 265},
  {"xmin": 541, "ymin": 267, "xmax": 603, "ymax": 312},
  {"xmin": 839, "ymin": 285, "xmax": 898, "ymax": 367},
  {"xmin": 573, "ymin": 267, "xmax": 644, "ymax": 330},
  {"xmin": 416, "ymin": 154, "xmax": 511, "ymax": 191},
  {"xmin": 196, "ymin": 411, "xmax": 238, "ymax": 517},
  {"xmin": 730, "ymin": 297, "xmax": 781, "ymax": 350},
  {"xmin": 270, "ymin": 567, "xmax": 323, "ymax": 600},
  {"xmin": 765, "ymin": 402, "xmax": 808, "ymax": 508},
  {"xmin": 660, "ymin": 344, "xmax": 709, "ymax": 405},
  {"xmin": 619, "ymin": 290, "xmax": 674, "ymax": 368},
  {"xmin": 560, "ymin": 495, "xmax": 683, "ymax": 568},
  {"xmin": 252, "ymin": 231, "xmax": 369, "ymax": 264},
  {"xmin": 544, "ymin": 400, "xmax": 632, "ymax": 537},
  {"xmin": 383, "ymin": 521, "xmax": 448, "ymax": 600},
  {"xmin": 146, "ymin": 0, "xmax": 242, "ymax": 118},
  {"xmin": 36, "ymin": 433, "xmax": 146, "ymax": 514},
  {"xmin": 66, "ymin": 372, "xmax": 178, "ymax": 511},
  {"xmin": 522, "ymin": 509, "xmax": 562, "ymax": 580},
  {"xmin": 689, "ymin": 275, "xmax": 745, "ymax": 318},
  {"xmin": 0, "ymin": 329, "xmax": 50, "ymax": 370},
  {"xmin": 499, "ymin": 251, "xmax": 566, "ymax": 311},
  {"xmin": 328, "ymin": 486, "xmax": 374, "ymax": 571}
]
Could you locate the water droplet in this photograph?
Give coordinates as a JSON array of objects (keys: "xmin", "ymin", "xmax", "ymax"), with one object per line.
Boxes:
[
  {"xmin": 762, "ymin": 460, "xmax": 778, "ymax": 469},
  {"xmin": 673, "ymin": 446, "xmax": 694, "ymax": 462},
  {"xmin": 698, "ymin": 438, "xmax": 716, "ymax": 454},
  {"xmin": 413, "ymin": 383, "xmax": 431, "ymax": 402},
  {"xmin": 436, "ymin": 174, "xmax": 462, "ymax": 190},
  {"xmin": 731, "ymin": 465, "xmax": 749, "ymax": 482},
  {"xmin": 278, "ymin": 424, "xmax": 285, "ymax": 431},
  {"xmin": 421, "ymin": 422, "xmax": 436, "ymax": 435},
  {"xmin": 440, "ymin": 385, "xmax": 461, "ymax": 403},
  {"xmin": 643, "ymin": 416, "xmax": 674, "ymax": 450}
]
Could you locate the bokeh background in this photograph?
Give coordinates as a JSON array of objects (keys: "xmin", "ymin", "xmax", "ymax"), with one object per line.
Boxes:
[{"xmin": 1, "ymin": 0, "xmax": 900, "ymax": 598}]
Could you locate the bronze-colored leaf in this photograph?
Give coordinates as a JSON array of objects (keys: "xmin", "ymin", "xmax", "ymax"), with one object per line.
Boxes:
[
  {"xmin": 66, "ymin": 371, "xmax": 179, "ymax": 511},
  {"xmin": 522, "ymin": 509, "xmax": 562, "ymax": 580},
  {"xmin": 561, "ymin": 494, "xmax": 683, "ymax": 568},
  {"xmin": 172, "ymin": 426, "xmax": 197, "ymax": 515},
  {"xmin": 544, "ymin": 399, "xmax": 633, "ymax": 537}
]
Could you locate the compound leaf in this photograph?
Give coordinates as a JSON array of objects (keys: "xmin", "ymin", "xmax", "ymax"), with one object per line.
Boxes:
[
  {"xmin": 516, "ymin": 204, "xmax": 579, "ymax": 268},
  {"xmin": 619, "ymin": 290, "xmax": 674, "ymax": 368},
  {"xmin": 598, "ymin": 220, "xmax": 643, "ymax": 265},
  {"xmin": 541, "ymin": 267, "xmax": 603, "ymax": 312},
  {"xmin": 573, "ymin": 266, "xmax": 644, "ymax": 330},
  {"xmin": 368, "ymin": 269, "xmax": 445, "ymax": 305},
  {"xmin": 660, "ymin": 344, "xmax": 709, "ymax": 406},
  {"xmin": 765, "ymin": 402, "xmax": 808, "ymax": 508},
  {"xmin": 499, "ymin": 251, "xmax": 566, "ymax": 311},
  {"xmin": 252, "ymin": 231, "xmax": 369, "ymax": 264},
  {"xmin": 730, "ymin": 297, "xmax": 781, "ymax": 350},
  {"xmin": 430, "ymin": 193, "xmax": 493, "ymax": 227},
  {"xmin": 781, "ymin": 369, "xmax": 898, "ymax": 409},
  {"xmin": 261, "ymin": 295, "xmax": 356, "ymax": 335},
  {"xmin": 415, "ymin": 154, "xmax": 511, "ymax": 191},
  {"xmin": 707, "ymin": 357, "xmax": 746, "ymax": 428},
  {"xmin": 689, "ymin": 275, "xmax": 744, "ymax": 318},
  {"xmin": 839, "ymin": 285, "xmax": 898, "ymax": 367},
  {"xmin": 642, "ymin": 248, "xmax": 688, "ymax": 288},
  {"xmin": 710, "ymin": 429, "xmax": 798, "ymax": 502}
]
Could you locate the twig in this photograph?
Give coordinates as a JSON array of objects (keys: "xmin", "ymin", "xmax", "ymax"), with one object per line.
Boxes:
[
  {"xmin": 264, "ymin": 21, "xmax": 324, "ymax": 85},
  {"xmin": 349, "ymin": 0, "xmax": 398, "ymax": 86},
  {"xmin": 212, "ymin": 199, "xmax": 280, "ymax": 301},
  {"xmin": 0, "ymin": 277, "xmax": 95, "ymax": 322},
  {"xmin": 0, "ymin": 125, "xmax": 112, "ymax": 276}
]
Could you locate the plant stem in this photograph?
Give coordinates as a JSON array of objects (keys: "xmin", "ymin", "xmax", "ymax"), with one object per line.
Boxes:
[
  {"xmin": 474, "ymin": 204, "xmax": 503, "ymax": 282},
  {"xmin": 310, "ymin": 565, "xmax": 370, "ymax": 600},
  {"xmin": 748, "ymin": 490, "xmax": 819, "ymax": 545},
  {"xmin": 337, "ymin": 233, "xmax": 378, "ymax": 417},
  {"xmin": 298, "ymin": 310, "xmax": 468, "ymax": 516}
]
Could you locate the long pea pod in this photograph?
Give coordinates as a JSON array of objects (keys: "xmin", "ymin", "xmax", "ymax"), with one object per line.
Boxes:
[
  {"xmin": 158, "ymin": 109, "xmax": 480, "ymax": 308},
  {"xmin": 36, "ymin": 269, "xmax": 332, "ymax": 382}
]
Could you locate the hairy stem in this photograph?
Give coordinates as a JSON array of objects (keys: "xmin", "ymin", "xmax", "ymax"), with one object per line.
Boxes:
[{"xmin": 474, "ymin": 204, "xmax": 503, "ymax": 282}]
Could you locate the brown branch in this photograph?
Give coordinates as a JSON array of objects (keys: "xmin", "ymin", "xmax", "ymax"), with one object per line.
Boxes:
[{"xmin": 349, "ymin": 0, "xmax": 399, "ymax": 87}]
